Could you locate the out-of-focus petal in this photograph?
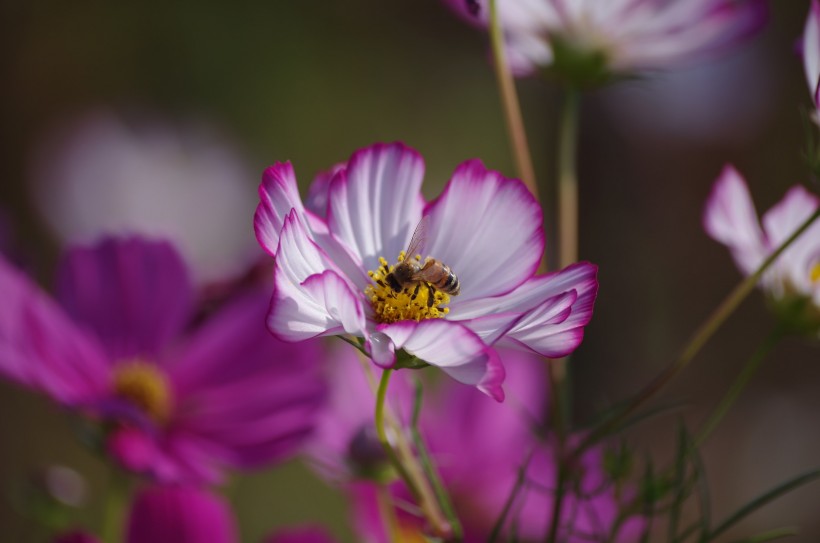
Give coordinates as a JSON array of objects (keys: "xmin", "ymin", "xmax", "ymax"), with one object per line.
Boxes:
[
  {"xmin": 423, "ymin": 160, "xmax": 543, "ymax": 302},
  {"xmin": 56, "ymin": 237, "xmax": 193, "ymax": 362},
  {"xmin": 170, "ymin": 290, "xmax": 327, "ymax": 472},
  {"xmin": 804, "ymin": 0, "xmax": 820, "ymax": 104},
  {"xmin": 376, "ymin": 319, "xmax": 505, "ymax": 401},
  {"xmin": 0, "ymin": 255, "xmax": 109, "ymax": 404},
  {"xmin": 327, "ymin": 143, "xmax": 425, "ymax": 272},
  {"xmin": 703, "ymin": 165, "xmax": 768, "ymax": 274},
  {"xmin": 126, "ymin": 485, "xmax": 238, "ymax": 543}
]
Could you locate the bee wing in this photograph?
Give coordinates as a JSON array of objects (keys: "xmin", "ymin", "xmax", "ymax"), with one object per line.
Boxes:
[{"xmin": 404, "ymin": 216, "xmax": 428, "ymax": 262}]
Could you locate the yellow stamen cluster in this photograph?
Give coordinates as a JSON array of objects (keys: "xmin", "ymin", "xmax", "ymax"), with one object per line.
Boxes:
[
  {"xmin": 811, "ymin": 263, "xmax": 820, "ymax": 283},
  {"xmin": 366, "ymin": 253, "xmax": 450, "ymax": 324},
  {"xmin": 113, "ymin": 360, "xmax": 172, "ymax": 424}
]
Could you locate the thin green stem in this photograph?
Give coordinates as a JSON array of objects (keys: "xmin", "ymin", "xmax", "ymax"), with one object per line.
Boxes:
[
  {"xmin": 375, "ymin": 370, "xmax": 420, "ymax": 500},
  {"xmin": 693, "ymin": 327, "xmax": 783, "ymax": 449},
  {"xmin": 488, "ymin": 0, "xmax": 539, "ymax": 203},
  {"xmin": 374, "ymin": 370, "xmax": 451, "ymax": 539},
  {"xmin": 570, "ymin": 206, "xmax": 820, "ymax": 461},
  {"xmin": 100, "ymin": 467, "xmax": 129, "ymax": 543},
  {"xmin": 410, "ymin": 380, "xmax": 463, "ymax": 541},
  {"xmin": 558, "ymin": 88, "xmax": 581, "ymax": 269}
]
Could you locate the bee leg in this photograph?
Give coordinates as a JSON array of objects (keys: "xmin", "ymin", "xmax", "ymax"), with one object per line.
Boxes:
[
  {"xmin": 411, "ymin": 283, "xmax": 421, "ymax": 300},
  {"xmin": 427, "ymin": 283, "xmax": 435, "ymax": 308}
]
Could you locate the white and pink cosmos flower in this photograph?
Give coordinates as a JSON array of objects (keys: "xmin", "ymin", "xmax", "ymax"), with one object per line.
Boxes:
[
  {"xmin": 445, "ymin": 0, "xmax": 768, "ymax": 78},
  {"xmin": 804, "ymin": 0, "xmax": 820, "ymax": 113},
  {"xmin": 254, "ymin": 142, "xmax": 598, "ymax": 401},
  {"xmin": 704, "ymin": 166, "xmax": 820, "ymax": 330}
]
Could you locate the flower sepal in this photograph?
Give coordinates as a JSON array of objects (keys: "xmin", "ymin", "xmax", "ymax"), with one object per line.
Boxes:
[
  {"xmin": 767, "ymin": 294, "xmax": 820, "ymax": 337},
  {"xmin": 393, "ymin": 350, "xmax": 430, "ymax": 371},
  {"xmin": 544, "ymin": 36, "xmax": 616, "ymax": 88}
]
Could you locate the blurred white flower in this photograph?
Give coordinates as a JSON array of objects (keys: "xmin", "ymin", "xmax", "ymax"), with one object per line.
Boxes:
[{"xmin": 30, "ymin": 110, "xmax": 259, "ymax": 284}]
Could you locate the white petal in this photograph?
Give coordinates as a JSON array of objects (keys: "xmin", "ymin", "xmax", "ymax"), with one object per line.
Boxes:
[
  {"xmin": 703, "ymin": 165, "xmax": 767, "ymax": 275},
  {"xmin": 805, "ymin": 0, "xmax": 820, "ymax": 102},
  {"xmin": 377, "ymin": 319, "xmax": 505, "ymax": 401},
  {"xmin": 254, "ymin": 162, "xmax": 307, "ymax": 256},
  {"xmin": 423, "ymin": 160, "xmax": 544, "ymax": 302},
  {"xmin": 268, "ymin": 212, "xmax": 365, "ymax": 341},
  {"xmin": 327, "ymin": 143, "xmax": 425, "ymax": 272}
]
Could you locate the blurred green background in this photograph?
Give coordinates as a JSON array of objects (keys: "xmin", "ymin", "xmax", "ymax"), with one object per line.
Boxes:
[{"xmin": 1, "ymin": 1, "xmax": 819, "ymax": 541}]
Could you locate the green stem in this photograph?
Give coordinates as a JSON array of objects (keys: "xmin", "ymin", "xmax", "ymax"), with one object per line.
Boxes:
[
  {"xmin": 558, "ymin": 88, "xmax": 581, "ymax": 269},
  {"xmin": 693, "ymin": 326, "xmax": 783, "ymax": 449},
  {"xmin": 100, "ymin": 468, "xmax": 129, "ymax": 543},
  {"xmin": 488, "ymin": 0, "xmax": 539, "ymax": 203},
  {"xmin": 570, "ymin": 206, "xmax": 820, "ymax": 461},
  {"xmin": 410, "ymin": 380, "xmax": 463, "ymax": 541},
  {"xmin": 545, "ymin": 464, "xmax": 568, "ymax": 543},
  {"xmin": 375, "ymin": 370, "xmax": 420, "ymax": 500},
  {"xmin": 374, "ymin": 370, "xmax": 451, "ymax": 539}
]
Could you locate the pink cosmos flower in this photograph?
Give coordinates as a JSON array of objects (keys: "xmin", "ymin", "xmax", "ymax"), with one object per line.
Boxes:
[
  {"xmin": 704, "ymin": 166, "xmax": 820, "ymax": 330},
  {"xmin": 126, "ymin": 485, "xmax": 238, "ymax": 543},
  {"xmin": 306, "ymin": 349, "xmax": 642, "ymax": 542},
  {"xmin": 0, "ymin": 236, "xmax": 326, "ymax": 484},
  {"xmin": 804, "ymin": 0, "xmax": 820, "ymax": 111},
  {"xmin": 444, "ymin": 0, "xmax": 768, "ymax": 78},
  {"xmin": 254, "ymin": 142, "xmax": 597, "ymax": 401}
]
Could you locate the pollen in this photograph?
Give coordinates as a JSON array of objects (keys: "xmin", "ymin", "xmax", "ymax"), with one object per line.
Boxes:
[
  {"xmin": 113, "ymin": 360, "xmax": 172, "ymax": 424},
  {"xmin": 366, "ymin": 254, "xmax": 451, "ymax": 324}
]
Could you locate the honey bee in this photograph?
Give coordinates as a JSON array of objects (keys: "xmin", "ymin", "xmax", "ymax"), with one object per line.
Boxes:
[{"xmin": 385, "ymin": 217, "xmax": 461, "ymax": 306}]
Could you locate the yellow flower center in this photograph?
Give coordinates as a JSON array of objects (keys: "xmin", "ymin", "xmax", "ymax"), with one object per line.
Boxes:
[
  {"xmin": 113, "ymin": 360, "xmax": 172, "ymax": 424},
  {"xmin": 811, "ymin": 263, "xmax": 820, "ymax": 283},
  {"xmin": 366, "ymin": 252, "xmax": 451, "ymax": 324}
]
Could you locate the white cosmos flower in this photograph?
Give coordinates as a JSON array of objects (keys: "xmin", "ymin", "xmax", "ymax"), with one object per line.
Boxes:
[
  {"xmin": 445, "ymin": 0, "xmax": 768, "ymax": 79},
  {"xmin": 804, "ymin": 0, "xmax": 820, "ymax": 113},
  {"xmin": 255, "ymin": 142, "xmax": 598, "ymax": 401},
  {"xmin": 704, "ymin": 166, "xmax": 820, "ymax": 332}
]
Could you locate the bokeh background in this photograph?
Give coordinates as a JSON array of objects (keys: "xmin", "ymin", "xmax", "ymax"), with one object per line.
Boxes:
[{"xmin": 1, "ymin": 1, "xmax": 818, "ymax": 541}]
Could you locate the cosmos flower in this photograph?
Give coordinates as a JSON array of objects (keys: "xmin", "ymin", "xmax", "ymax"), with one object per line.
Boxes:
[
  {"xmin": 255, "ymin": 142, "xmax": 598, "ymax": 401},
  {"xmin": 306, "ymin": 349, "xmax": 642, "ymax": 542},
  {"xmin": 0, "ymin": 236, "xmax": 326, "ymax": 484},
  {"xmin": 704, "ymin": 166, "xmax": 820, "ymax": 332},
  {"xmin": 804, "ymin": 0, "xmax": 820, "ymax": 112},
  {"xmin": 126, "ymin": 485, "xmax": 238, "ymax": 543},
  {"xmin": 30, "ymin": 110, "xmax": 260, "ymax": 285},
  {"xmin": 444, "ymin": 0, "xmax": 768, "ymax": 81}
]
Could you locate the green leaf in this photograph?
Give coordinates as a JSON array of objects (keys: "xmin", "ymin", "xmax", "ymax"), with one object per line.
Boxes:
[
  {"xmin": 706, "ymin": 469, "xmax": 820, "ymax": 541},
  {"xmin": 726, "ymin": 526, "xmax": 798, "ymax": 543}
]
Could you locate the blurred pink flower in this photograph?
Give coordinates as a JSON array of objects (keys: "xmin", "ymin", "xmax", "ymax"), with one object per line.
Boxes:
[
  {"xmin": 444, "ymin": 0, "xmax": 768, "ymax": 79},
  {"xmin": 804, "ymin": 0, "xmax": 820, "ymax": 111},
  {"xmin": 264, "ymin": 526, "xmax": 339, "ymax": 543},
  {"xmin": 307, "ymin": 350, "xmax": 643, "ymax": 542},
  {"xmin": 0, "ymin": 236, "xmax": 326, "ymax": 484},
  {"xmin": 30, "ymin": 111, "xmax": 260, "ymax": 285},
  {"xmin": 255, "ymin": 142, "xmax": 597, "ymax": 401},
  {"xmin": 126, "ymin": 485, "xmax": 237, "ymax": 543},
  {"xmin": 704, "ymin": 166, "xmax": 820, "ymax": 330}
]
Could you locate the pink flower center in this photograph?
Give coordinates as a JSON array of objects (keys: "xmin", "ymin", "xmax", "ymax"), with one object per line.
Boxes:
[{"xmin": 113, "ymin": 360, "xmax": 172, "ymax": 424}]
